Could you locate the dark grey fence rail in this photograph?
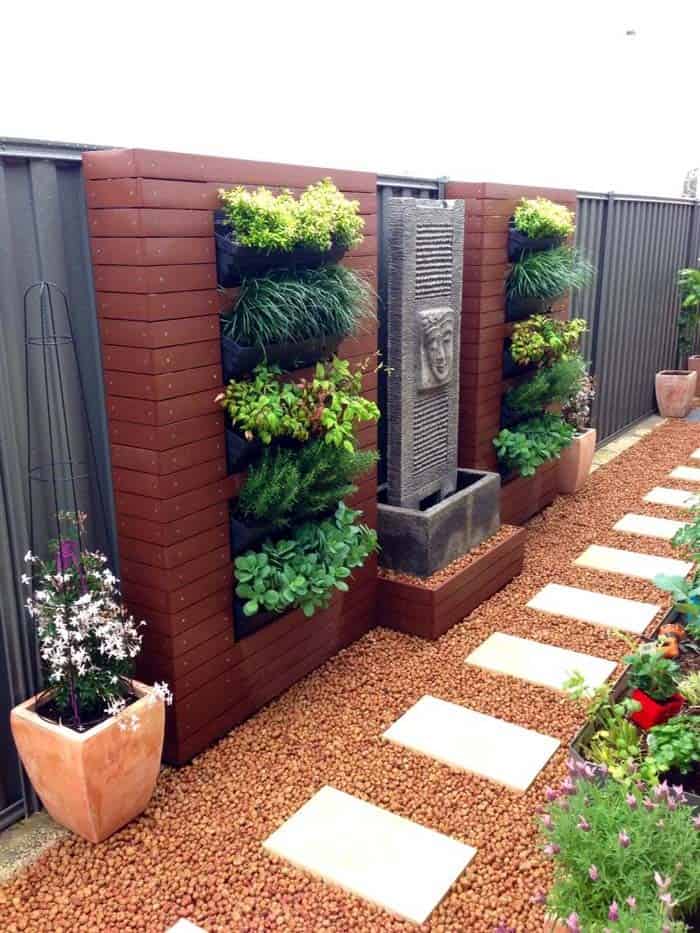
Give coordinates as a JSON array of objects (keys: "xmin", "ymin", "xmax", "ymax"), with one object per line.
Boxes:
[{"xmin": 573, "ymin": 192, "xmax": 700, "ymax": 443}]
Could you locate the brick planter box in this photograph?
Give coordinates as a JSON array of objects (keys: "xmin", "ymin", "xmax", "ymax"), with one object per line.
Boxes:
[
  {"xmin": 377, "ymin": 526, "xmax": 526, "ymax": 640},
  {"xmin": 500, "ymin": 461, "xmax": 558, "ymax": 526}
]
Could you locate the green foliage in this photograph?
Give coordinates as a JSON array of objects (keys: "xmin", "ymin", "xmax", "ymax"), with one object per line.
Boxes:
[
  {"xmin": 653, "ymin": 573, "xmax": 700, "ymax": 630},
  {"xmin": 218, "ymin": 179, "xmax": 364, "ymax": 252},
  {"xmin": 542, "ymin": 770, "xmax": 700, "ymax": 931},
  {"xmin": 671, "ymin": 505, "xmax": 700, "ymax": 563},
  {"xmin": 493, "ymin": 413, "xmax": 574, "ymax": 477},
  {"xmin": 512, "ymin": 197, "xmax": 575, "ymax": 239},
  {"xmin": 677, "ymin": 267, "xmax": 700, "ymax": 357},
  {"xmin": 623, "ymin": 644, "xmax": 681, "ymax": 703},
  {"xmin": 507, "ymin": 246, "xmax": 594, "ymax": 302},
  {"xmin": 234, "ymin": 502, "xmax": 377, "ymax": 618},
  {"xmin": 217, "ymin": 357, "xmax": 380, "ymax": 451},
  {"xmin": 510, "ymin": 315, "xmax": 587, "ymax": 367},
  {"xmin": 561, "ymin": 370, "xmax": 596, "ymax": 431},
  {"xmin": 237, "ymin": 441, "xmax": 378, "ymax": 530},
  {"xmin": 678, "ymin": 672, "xmax": 700, "ymax": 706},
  {"xmin": 648, "ymin": 715, "xmax": 700, "ymax": 775},
  {"xmin": 221, "ymin": 265, "xmax": 373, "ymax": 349},
  {"xmin": 503, "ymin": 356, "xmax": 585, "ymax": 419}
]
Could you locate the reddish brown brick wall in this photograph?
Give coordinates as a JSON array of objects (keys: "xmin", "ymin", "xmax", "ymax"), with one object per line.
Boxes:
[
  {"xmin": 445, "ymin": 181, "xmax": 577, "ymax": 523},
  {"xmin": 82, "ymin": 149, "xmax": 378, "ymax": 765}
]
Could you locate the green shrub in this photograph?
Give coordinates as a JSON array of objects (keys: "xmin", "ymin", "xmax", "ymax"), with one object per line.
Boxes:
[
  {"xmin": 623, "ymin": 645, "xmax": 680, "ymax": 703},
  {"xmin": 216, "ymin": 357, "xmax": 380, "ymax": 451},
  {"xmin": 493, "ymin": 413, "xmax": 574, "ymax": 477},
  {"xmin": 541, "ymin": 764, "xmax": 700, "ymax": 932},
  {"xmin": 510, "ymin": 315, "xmax": 587, "ymax": 367},
  {"xmin": 234, "ymin": 502, "xmax": 377, "ymax": 618},
  {"xmin": 647, "ymin": 715, "xmax": 700, "ymax": 775},
  {"xmin": 218, "ymin": 179, "xmax": 364, "ymax": 252},
  {"xmin": 503, "ymin": 356, "xmax": 585, "ymax": 419},
  {"xmin": 678, "ymin": 267, "xmax": 700, "ymax": 357},
  {"xmin": 237, "ymin": 441, "xmax": 378, "ymax": 529},
  {"xmin": 512, "ymin": 197, "xmax": 575, "ymax": 239},
  {"xmin": 221, "ymin": 265, "xmax": 373, "ymax": 349},
  {"xmin": 507, "ymin": 246, "xmax": 594, "ymax": 302},
  {"xmin": 677, "ymin": 672, "xmax": 700, "ymax": 707}
]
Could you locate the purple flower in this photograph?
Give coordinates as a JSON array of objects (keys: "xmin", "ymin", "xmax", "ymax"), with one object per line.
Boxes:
[
  {"xmin": 608, "ymin": 901, "xmax": 619, "ymax": 922},
  {"xmin": 565, "ymin": 914, "xmax": 581, "ymax": 933},
  {"xmin": 561, "ymin": 777, "xmax": 576, "ymax": 796},
  {"xmin": 667, "ymin": 797, "xmax": 678, "ymax": 811},
  {"xmin": 494, "ymin": 925, "xmax": 515, "ymax": 933},
  {"xmin": 541, "ymin": 814, "xmax": 553, "ymax": 829},
  {"xmin": 543, "ymin": 843, "xmax": 560, "ymax": 857},
  {"xmin": 588, "ymin": 864, "xmax": 599, "ymax": 881},
  {"xmin": 618, "ymin": 830, "xmax": 631, "ymax": 848},
  {"xmin": 545, "ymin": 786, "xmax": 558, "ymax": 802},
  {"xmin": 577, "ymin": 815, "xmax": 591, "ymax": 831},
  {"xmin": 626, "ymin": 793, "xmax": 637, "ymax": 809},
  {"xmin": 559, "ymin": 799, "xmax": 570, "ymax": 812},
  {"xmin": 597, "ymin": 763, "xmax": 609, "ymax": 777},
  {"xmin": 659, "ymin": 892, "xmax": 676, "ymax": 909},
  {"xmin": 56, "ymin": 538, "xmax": 80, "ymax": 573},
  {"xmin": 530, "ymin": 890, "xmax": 546, "ymax": 905},
  {"xmin": 672, "ymin": 784, "xmax": 685, "ymax": 799},
  {"xmin": 643, "ymin": 797, "xmax": 657, "ymax": 811},
  {"xmin": 654, "ymin": 781, "xmax": 670, "ymax": 800},
  {"xmin": 626, "ymin": 896, "xmax": 637, "ymax": 910},
  {"xmin": 693, "ymin": 815, "xmax": 700, "ymax": 830},
  {"xmin": 654, "ymin": 872, "xmax": 671, "ymax": 891}
]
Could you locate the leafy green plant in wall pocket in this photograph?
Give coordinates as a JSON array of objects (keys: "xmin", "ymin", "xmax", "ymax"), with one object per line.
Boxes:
[
  {"xmin": 502, "ymin": 355, "xmax": 586, "ymax": 423},
  {"xmin": 506, "ymin": 246, "xmax": 594, "ymax": 320},
  {"xmin": 220, "ymin": 265, "xmax": 374, "ymax": 380},
  {"xmin": 508, "ymin": 315, "xmax": 587, "ymax": 369},
  {"xmin": 215, "ymin": 179, "xmax": 365, "ymax": 286},
  {"xmin": 492, "ymin": 412, "xmax": 574, "ymax": 478},
  {"xmin": 509, "ymin": 196, "xmax": 575, "ymax": 254}
]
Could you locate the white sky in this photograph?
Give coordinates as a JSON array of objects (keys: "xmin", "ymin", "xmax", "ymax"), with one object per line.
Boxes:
[{"xmin": 3, "ymin": 0, "xmax": 699, "ymax": 196}]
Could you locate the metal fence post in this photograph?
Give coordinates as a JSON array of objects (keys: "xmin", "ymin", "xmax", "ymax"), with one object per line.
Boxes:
[{"xmin": 587, "ymin": 192, "xmax": 614, "ymax": 381}]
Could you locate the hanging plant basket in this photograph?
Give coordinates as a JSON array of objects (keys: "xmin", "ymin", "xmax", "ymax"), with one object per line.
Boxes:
[
  {"xmin": 221, "ymin": 332, "xmax": 343, "ymax": 382},
  {"xmin": 214, "ymin": 212, "xmax": 348, "ymax": 287},
  {"xmin": 225, "ymin": 426, "xmax": 262, "ymax": 473},
  {"xmin": 507, "ymin": 222, "xmax": 564, "ymax": 262},
  {"xmin": 233, "ymin": 599, "xmax": 279, "ymax": 639},
  {"xmin": 505, "ymin": 295, "xmax": 551, "ymax": 322}
]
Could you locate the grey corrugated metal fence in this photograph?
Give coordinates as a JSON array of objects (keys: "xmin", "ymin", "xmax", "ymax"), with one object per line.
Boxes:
[
  {"xmin": 0, "ymin": 140, "xmax": 116, "ymax": 829},
  {"xmin": 573, "ymin": 192, "xmax": 700, "ymax": 443}
]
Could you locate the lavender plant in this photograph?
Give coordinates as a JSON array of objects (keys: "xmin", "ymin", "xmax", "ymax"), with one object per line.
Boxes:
[
  {"xmin": 539, "ymin": 758, "xmax": 700, "ymax": 931},
  {"xmin": 23, "ymin": 516, "xmax": 171, "ymax": 731}
]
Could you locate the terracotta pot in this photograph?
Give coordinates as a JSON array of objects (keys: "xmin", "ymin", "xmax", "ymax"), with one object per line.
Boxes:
[
  {"xmin": 629, "ymin": 688, "xmax": 684, "ymax": 730},
  {"xmin": 687, "ymin": 355, "xmax": 700, "ymax": 388},
  {"xmin": 11, "ymin": 680, "xmax": 165, "ymax": 843},
  {"xmin": 557, "ymin": 428, "xmax": 596, "ymax": 495},
  {"xmin": 655, "ymin": 370, "xmax": 697, "ymax": 418}
]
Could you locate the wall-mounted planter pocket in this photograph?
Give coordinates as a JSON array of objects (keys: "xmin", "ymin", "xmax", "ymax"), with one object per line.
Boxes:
[
  {"xmin": 215, "ymin": 212, "xmax": 347, "ymax": 287},
  {"xmin": 507, "ymin": 223, "xmax": 563, "ymax": 263},
  {"xmin": 502, "ymin": 343, "xmax": 521, "ymax": 378},
  {"xmin": 225, "ymin": 426, "xmax": 262, "ymax": 473},
  {"xmin": 221, "ymin": 332, "xmax": 342, "ymax": 382},
  {"xmin": 233, "ymin": 599, "xmax": 278, "ymax": 639},
  {"xmin": 229, "ymin": 513, "xmax": 276, "ymax": 557},
  {"xmin": 505, "ymin": 295, "xmax": 550, "ymax": 322}
]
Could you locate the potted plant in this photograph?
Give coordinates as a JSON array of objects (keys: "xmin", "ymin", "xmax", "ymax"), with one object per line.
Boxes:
[
  {"xmin": 507, "ymin": 197, "xmax": 575, "ymax": 262},
  {"xmin": 11, "ymin": 518, "xmax": 172, "ymax": 843},
  {"xmin": 538, "ymin": 757, "xmax": 700, "ymax": 932},
  {"xmin": 557, "ymin": 367, "xmax": 596, "ymax": 494},
  {"xmin": 220, "ymin": 265, "xmax": 373, "ymax": 381},
  {"xmin": 233, "ymin": 502, "xmax": 377, "ymax": 638},
  {"xmin": 655, "ymin": 369, "xmax": 697, "ymax": 418},
  {"xmin": 216, "ymin": 357, "xmax": 380, "ymax": 472},
  {"xmin": 677, "ymin": 267, "xmax": 700, "ymax": 379},
  {"xmin": 506, "ymin": 246, "xmax": 594, "ymax": 321},
  {"xmin": 623, "ymin": 644, "xmax": 684, "ymax": 730},
  {"xmin": 215, "ymin": 179, "xmax": 365, "ymax": 287}
]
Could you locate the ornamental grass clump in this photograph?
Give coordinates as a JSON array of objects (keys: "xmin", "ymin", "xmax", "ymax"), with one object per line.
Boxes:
[
  {"xmin": 507, "ymin": 246, "xmax": 594, "ymax": 303},
  {"xmin": 513, "ymin": 196, "xmax": 576, "ymax": 240},
  {"xmin": 539, "ymin": 758, "xmax": 700, "ymax": 932},
  {"xmin": 218, "ymin": 178, "xmax": 364, "ymax": 253},
  {"xmin": 23, "ymin": 515, "xmax": 171, "ymax": 731},
  {"xmin": 222, "ymin": 265, "xmax": 373, "ymax": 349},
  {"xmin": 216, "ymin": 356, "xmax": 380, "ymax": 452}
]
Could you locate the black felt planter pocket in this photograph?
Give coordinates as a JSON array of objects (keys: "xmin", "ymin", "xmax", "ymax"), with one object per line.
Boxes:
[
  {"xmin": 225, "ymin": 427, "xmax": 262, "ymax": 474},
  {"xmin": 505, "ymin": 295, "xmax": 550, "ymax": 322},
  {"xmin": 215, "ymin": 212, "xmax": 347, "ymax": 287},
  {"xmin": 229, "ymin": 514, "xmax": 276, "ymax": 556},
  {"xmin": 233, "ymin": 600, "xmax": 279, "ymax": 639},
  {"xmin": 221, "ymin": 333, "xmax": 343, "ymax": 382},
  {"xmin": 507, "ymin": 223, "xmax": 564, "ymax": 263}
]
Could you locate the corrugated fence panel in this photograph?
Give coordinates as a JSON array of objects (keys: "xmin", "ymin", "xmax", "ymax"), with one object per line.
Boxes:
[
  {"xmin": 573, "ymin": 193, "xmax": 699, "ymax": 443},
  {"xmin": 0, "ymin": 143, "xmax": 116, "ymax": 828}
]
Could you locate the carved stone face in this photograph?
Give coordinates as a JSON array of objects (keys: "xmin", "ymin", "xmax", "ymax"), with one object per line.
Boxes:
[{"xmin": 418, "ymin": 307, "xmax": 454, "ymax": 388}]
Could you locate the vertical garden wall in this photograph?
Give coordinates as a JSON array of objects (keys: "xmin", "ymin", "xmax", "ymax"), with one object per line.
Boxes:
[
  {"xmin": 82, "ymin": 149, "xmax": 379, "ymax": 764},
  {"xmin": 444, "ymin": 181, "xmax": 579, "ymax": 525}
]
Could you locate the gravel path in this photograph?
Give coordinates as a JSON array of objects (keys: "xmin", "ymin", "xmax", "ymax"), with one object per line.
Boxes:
[{"xmin": 2, "ymin": 417, "xmax": 698, "ymax": 933}]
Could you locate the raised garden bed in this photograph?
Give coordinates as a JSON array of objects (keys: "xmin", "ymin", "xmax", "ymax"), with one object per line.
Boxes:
[
  {"xmin": 377, "ymin": 525, "xmax": 525, "ymax": 640},
  {"xmin": 500, "ymin": 460, "xmax": 558, "ymax": 525}
]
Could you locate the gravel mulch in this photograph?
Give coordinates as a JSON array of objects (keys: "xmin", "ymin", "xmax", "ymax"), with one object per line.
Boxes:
[{"xmin": 2, "ymin": 418, "xmax": 699, "ymax": 933}]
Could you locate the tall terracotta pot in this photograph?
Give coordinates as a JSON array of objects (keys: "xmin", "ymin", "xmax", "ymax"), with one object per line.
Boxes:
[
  {"xmin": 557, "ymin": 428, "xmax": 596, "ymax": 495},
  {"xmin": 655, "ymin": 370, "xmax": 697, "ymax": 418},
  {"xmin": 688, "ymin": 355, "xmax": 700, "ymax": 387},
  {"xmin": 11, "ymin": 680, "xmax": 165, "ymax": 843}
]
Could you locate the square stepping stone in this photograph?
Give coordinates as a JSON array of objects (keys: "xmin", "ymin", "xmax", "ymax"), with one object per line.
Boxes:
[
  {"xmin": 263, "ymin": 785, "xmax": 476, "ymax": 925},
  {"xmin": 574, "ymin": 544, "xmax": 692, "ymax": 581},
  {"xmin": 465, "ymin": 632, "xmax": 616, "ymax": 691},
  {"xmin": 383, "ymin": 695, "xmax": 559, "ymax": 792},
  {"xmin": 643, "ymin": 487, "xmax": 699, "ymax": 510},
  {"xmin": 690, "ymin": 449, "xmax": 700, "ymax": 461},
  {"xmin": 167, "ymin": 922, "xmax": 206, "ymax": 933},
  {"xmin": 613, "ymin": 513, "xmax": 687, "ymax": 541},
  {"xmin": 671, "ymin": 466, "xmax": 700, "ymax": 484},
  {"xmin": 527, "ymin": 583, "xmax": 659, "ymax": 634}
]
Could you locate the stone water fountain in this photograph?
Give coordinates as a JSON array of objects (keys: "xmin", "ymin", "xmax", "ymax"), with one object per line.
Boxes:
[{"xmin": 378, "ymin": 198, "xmax": 501, "ymax": 577}]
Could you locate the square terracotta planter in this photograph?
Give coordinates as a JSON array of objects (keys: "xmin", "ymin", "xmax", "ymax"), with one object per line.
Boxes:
[
  {"xmin": 655, "ymin": 370, "xmax": 697, "ymax": 418},
  {"xmin": 557, "ymin": 428, "xmax": 596, "ymax": 495},
  {"xmin": 11, "ymin": 681, "xmax": 165, "ymax": 843}
]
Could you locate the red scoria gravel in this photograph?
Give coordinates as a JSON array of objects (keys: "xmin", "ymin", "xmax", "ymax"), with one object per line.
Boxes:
[{"xmin": 2, "ymin": 418, "xmax": 699, "ymax": 933}]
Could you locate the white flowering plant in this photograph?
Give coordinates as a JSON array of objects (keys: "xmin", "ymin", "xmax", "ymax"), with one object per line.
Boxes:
[{"xmin": 23, "ymin": 520, "xmax": 171, "ymax": 731}]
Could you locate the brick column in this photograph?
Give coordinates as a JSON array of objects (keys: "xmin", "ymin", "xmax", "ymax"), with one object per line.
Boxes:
[
  {"xmin": 445, "ymin": 182, "xmax": 577, "ymax": 523},
  {"xmin": 82, "ymin": 149, "xmax": 378, "ymax": 763}
]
